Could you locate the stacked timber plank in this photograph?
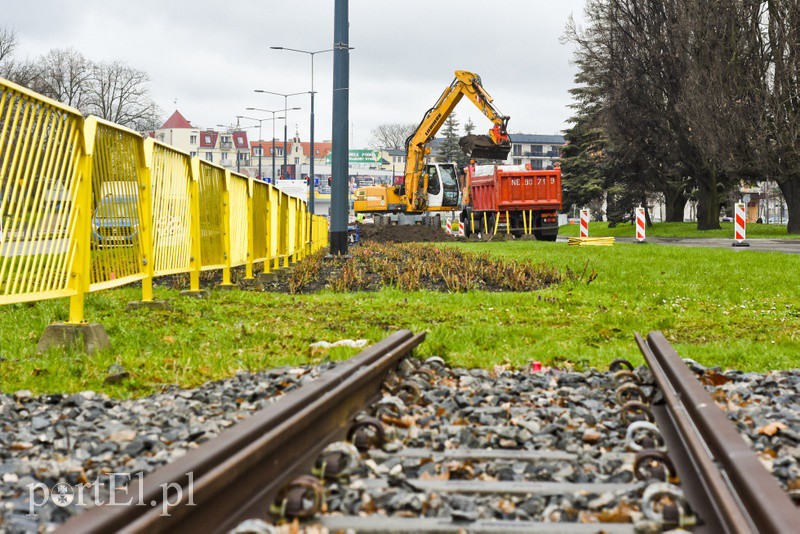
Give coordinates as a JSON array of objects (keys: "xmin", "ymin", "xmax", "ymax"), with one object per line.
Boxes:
[{"xmin": 568, "ymin": 236, "xmax": 616, "ymax": 246}]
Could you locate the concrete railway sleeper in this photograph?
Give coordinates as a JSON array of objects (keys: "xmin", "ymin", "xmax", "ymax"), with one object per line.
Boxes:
[{"xmin": 56, "ymin": 331, "xmax": 799, "ymax": 533}]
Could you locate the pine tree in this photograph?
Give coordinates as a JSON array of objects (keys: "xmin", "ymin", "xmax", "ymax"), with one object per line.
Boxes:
[{"xmin": 438, "ymin": 115, "xmax": 461, "ymax": 163}]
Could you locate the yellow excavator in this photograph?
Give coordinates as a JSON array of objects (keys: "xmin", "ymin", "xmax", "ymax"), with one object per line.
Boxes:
[{"xmin": 353, "ymin": 70, "xmax": 511, "ymax": 223}]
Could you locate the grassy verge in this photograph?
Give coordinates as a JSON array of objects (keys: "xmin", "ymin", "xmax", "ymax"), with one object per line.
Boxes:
[
  {"xmin": 558, "ymin": 221, "xmax": 800, "ymax": 239},
  {"xmin": 1, "ymin": 241, "xmax": 798, "ymax": 397}
]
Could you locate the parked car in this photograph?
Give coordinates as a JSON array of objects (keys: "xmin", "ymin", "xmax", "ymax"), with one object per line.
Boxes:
[{"xmin": 92, "ymin": 195, "xmax": 139, "ymax": 247}]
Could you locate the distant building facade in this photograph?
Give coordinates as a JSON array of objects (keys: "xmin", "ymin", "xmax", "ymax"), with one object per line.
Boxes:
[
  {"xmin": 505, "ymin": 134, "xmax": 565, "ymax": 169},
  {"xmin": 152, "ymin": 110, "xmax": 250, "ymax": 171}
]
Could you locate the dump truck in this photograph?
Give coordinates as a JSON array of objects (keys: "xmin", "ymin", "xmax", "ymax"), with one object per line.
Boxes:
[{"xmin": 460, "ymin": 164, "xmax": 561, "ymax": 240}]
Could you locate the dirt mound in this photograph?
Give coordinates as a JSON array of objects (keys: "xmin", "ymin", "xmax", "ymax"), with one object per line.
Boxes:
[{"xmin": 357, "ymin": 223, "xmax": 457, "ymax": 243}]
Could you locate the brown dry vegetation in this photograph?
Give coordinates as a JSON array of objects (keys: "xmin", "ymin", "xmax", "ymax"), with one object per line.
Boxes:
[{"xmin": 279, "ymin": 242, "xmax": 574, "ymax": 294}]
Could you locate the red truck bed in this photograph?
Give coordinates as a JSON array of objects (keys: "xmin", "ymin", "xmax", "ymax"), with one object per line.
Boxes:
[{"xmin": 469, "ymin": 165, "xmax": 562, "ymax": 213}]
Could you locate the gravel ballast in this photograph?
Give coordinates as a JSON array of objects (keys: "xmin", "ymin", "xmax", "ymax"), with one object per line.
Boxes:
[{"xmin": 1, "ymin": 358, "xmax": 798, "ymax": 533}]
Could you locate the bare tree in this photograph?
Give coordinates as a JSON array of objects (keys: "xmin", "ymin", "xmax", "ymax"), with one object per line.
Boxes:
[
  {"xmin": 0, "ymin": 25, "xmax": 18, "ymax": 65},
  {"xmin": 369, "ymin": 122, "xmax": 416, "ymax": 150},
  {"xmin": 86, "ymin": 61, "xmax": 156, "ymax": 129},
  {"xmin": 36, "ymin": 48, "xmax": 92, "ymax": 109}
]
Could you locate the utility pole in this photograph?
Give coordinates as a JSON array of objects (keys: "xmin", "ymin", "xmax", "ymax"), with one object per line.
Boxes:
[{"xmin": 330, "ymin": 0, "xmax": 350, "ymax": 255}]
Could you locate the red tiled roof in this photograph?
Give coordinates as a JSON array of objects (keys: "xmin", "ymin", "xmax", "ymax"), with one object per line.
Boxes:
[
  {"xmin": 199, "ymin": 131, "xmax": 218, "ymax": 148},
  {"xmin": 249, "ymin": 140, "xmax": 332, "ymax": 158},
  {"xmin": 298, "ymin": 142, "xmax": 332, "ymax": 158},
  {"xmin": 160, "ymin": 110, "xmax": 193, "ymax": 129},
  {"xmin": 251, "ymin": 140, "xmax": 284, "ymax": 156},
  {"xmin": 232, "ymin": 131, "xmax": 249, "ymax": 149}
]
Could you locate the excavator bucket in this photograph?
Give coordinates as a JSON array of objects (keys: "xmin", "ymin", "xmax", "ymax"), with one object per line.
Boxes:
[{"xmin": 459, "ymin": 134, "xmax": 512, "ymax": 160}]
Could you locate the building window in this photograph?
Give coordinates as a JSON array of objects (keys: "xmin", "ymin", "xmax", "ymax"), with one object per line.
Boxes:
[
  {"xmin": 157, "ymin": 134, "xmax": 165, "ymax": 141},
  {"xmin": 190, "ymin": 151, "xmax": 196, "ymax": 157},
  {"xmin": 222, "ymin": 153, "xmax": 228, "ymax": 160},
  {"xmin": 530, "ymin": 159, "xmax": 543, "ymax": 170},
  {"xmin": 294, "ymin": 157, "xmax": 299, "ymax": 165},
  {"xmin": 513, "ymin": 144, "xmax": 521, "ymax": 156},
  {"xmin": 206, "ymin": 152, "xmax": 213, "ymax": 162},
  {"xmin": 190, "ymin": 135, "xmax": 197, "ymax": 144},
  {"xmin": 513, "ymin": 159, "xmax": 522, "ymax": 165}
]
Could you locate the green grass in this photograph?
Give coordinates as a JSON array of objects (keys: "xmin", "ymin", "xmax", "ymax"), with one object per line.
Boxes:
[
  {"xmin": 1, "ymin": 241, "xmax": 798, "ymax": 397},
  {"xmin": 558, "ymin": 221, "xmax": 800, "ymax": 239}
]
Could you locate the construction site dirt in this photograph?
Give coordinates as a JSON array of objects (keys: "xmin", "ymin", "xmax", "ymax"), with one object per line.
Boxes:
[{"xmin": 356, "ymin": 223, "xmax": 459, "ymax": 243}]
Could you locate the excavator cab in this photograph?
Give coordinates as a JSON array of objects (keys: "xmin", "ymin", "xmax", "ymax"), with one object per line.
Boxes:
[{"xmin": 425, "ymin": 163, "xmax": 461, "ymax": 209}]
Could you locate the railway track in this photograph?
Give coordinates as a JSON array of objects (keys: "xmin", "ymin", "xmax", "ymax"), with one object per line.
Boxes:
[{"xmin": 57, "ymin": 330, "xmax": 799, "ymax": 533}]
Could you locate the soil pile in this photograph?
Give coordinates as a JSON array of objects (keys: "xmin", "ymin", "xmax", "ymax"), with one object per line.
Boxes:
[{"xmin": 357, "ymin": 224, "xmax": 457, "ymax": 243}]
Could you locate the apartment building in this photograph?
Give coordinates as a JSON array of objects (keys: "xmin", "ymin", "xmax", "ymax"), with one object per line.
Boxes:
[
  {"xmin": 505, "ymin": 134, "xmax": 565, "ymax": 169},
  {"xmin": 152, "ymin": 110, "xmax": 250, "ymax": 170}
]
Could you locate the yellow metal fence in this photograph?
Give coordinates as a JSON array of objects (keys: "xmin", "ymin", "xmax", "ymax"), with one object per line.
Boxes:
[{"xmin": 0, "ymin": 77, "xmax": 329, "ymax": 322}]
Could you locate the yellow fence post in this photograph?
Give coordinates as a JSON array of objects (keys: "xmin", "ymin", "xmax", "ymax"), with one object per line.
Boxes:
[
  {"xmin": 186, "ymin": 157, "xmax": 203, "ymax": 295},
  {"xmin": 139, "ymin": 138, "xmax": 156, "ymax": 301},
  {"xmin": 263, "ymin": 184, "xmax": 271, "ymax": 274},
  {"xmin": 272, "ymin": 190, "xmax": 281, "ymax": 270},
  {"xmin": 220, "ymin": 170, "xmax": 234, "ymax": 288},
  {"xmin": 67, "ymin": 117, "xmax": 96, "ymax": 324},
  {"xmin": 244, "ymin": 178, "xmax": 255, "ymax": 280}
]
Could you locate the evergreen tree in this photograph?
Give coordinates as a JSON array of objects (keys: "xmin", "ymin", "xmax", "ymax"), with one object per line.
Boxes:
[
  {"xmin": 464, "ymin": 118, "xmax": 475, "ymax": 136},
  {"xmin": 438, "ymin": 115, "xmax": 462, "ymax": 163}
]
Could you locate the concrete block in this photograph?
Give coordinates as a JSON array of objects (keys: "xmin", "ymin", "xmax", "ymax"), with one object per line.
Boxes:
[
  {"xmin": 216, "ymin": 283, "xmax": 236, "ymax": 291},
  {"xmin": 179, "ymin": 289, "xmax": 210, "ymax": 298},
  {"xmin": 238, "ymin": 278, "xmax": 264, "ymax": 291},
  {"xmin": 37, "ymin": 323, "xmax": 110, "ymax": 354},
  {"xmin": 257, "ymin": 272, "xmax": 279, "ymax": 284},
  {"xmin": 126, "ymin": 300, "xmax": 171, "ymax": 311},
  {"xmin": 520, "ymin": 235, "xmax": 537, "ymax": 241}
]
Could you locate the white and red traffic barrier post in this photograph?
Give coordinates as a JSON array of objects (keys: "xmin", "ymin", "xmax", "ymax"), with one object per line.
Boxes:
[
  {"xmin": 636, "ymin": 206, "xmax": 646, "ymax": 243},
  {"xmin": 580, "ymin": 209, "xmax": 590, "ymax": 238},
  {"xmin": 458, "ymin": 222, "xmax": 465, "ymax": 237},
  {"xmin": 732, "ymin": 202, "xmax": 750, "ymax": 247}
]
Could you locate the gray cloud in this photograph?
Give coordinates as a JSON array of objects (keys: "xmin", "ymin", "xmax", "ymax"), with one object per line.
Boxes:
[{"xmin": 4, "ymin": 0, "xmax": 586, "ymax": 144}]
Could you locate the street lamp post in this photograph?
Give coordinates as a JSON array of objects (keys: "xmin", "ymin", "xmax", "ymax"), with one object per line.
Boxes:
[
  {"xmin": 237, "ymin": 114, "xmax": 286, "ymax": 181},
  {"xmin": 269, "ymin": 47, "xmax": 334, "ymax": 217},
  {"xmin": 254, "ymin": 90, "xmax": 305, "ymax": 181},
  {"xmin": 245, "ymin": 107, "xmax": 299, "ymax": 182}
]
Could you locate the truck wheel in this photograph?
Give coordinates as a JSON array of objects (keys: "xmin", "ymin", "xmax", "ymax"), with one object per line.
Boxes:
[
  {"xmin": 510, "ymin": 213, "xmax": 524, "ymax": 239},
  {"xmin": 460, "ymin": 211, "xmax": 472, "ymax": 238},
  {"xmin": 533, "ymin": 216, "xmax": 558, "ymax": 241},
  {"xmin": 486, "ymin": 212, "xmax": 496, "ymax": 235}
]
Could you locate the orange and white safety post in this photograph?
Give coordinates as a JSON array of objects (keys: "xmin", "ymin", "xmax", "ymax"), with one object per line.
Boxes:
[
  {"xmin": 636, "ymin": 207, "xmax": 646, "ymax": 243},
  {"xmin": 458, "ymin": 221, "xmax": 465, "ymax": 237},
  {"xmin": 580, "ymin": 209, "xmax": 590, "ymax": 238},
  {"xmin": 732, "ymin": 202, "xmax": 750, "ymax": 247}
]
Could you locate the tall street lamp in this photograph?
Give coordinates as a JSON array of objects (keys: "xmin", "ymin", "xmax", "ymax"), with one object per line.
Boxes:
[
  {"xmin": 253, "ymin": 90, "xmax": 305, "ymax": 180},
  {"xmin": 269, "ymin": 47, "xmax": 333, "ymax": 217},
  {"xmin": 245, "ymin": 107, "xmax": 299, "ymax": 182},
  {"xmin": 237, "ymin": 115, "xmax": 285, "ymax": 181}
]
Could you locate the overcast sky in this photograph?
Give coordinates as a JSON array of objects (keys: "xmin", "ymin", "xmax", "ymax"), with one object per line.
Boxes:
[{"xmin": 4, "ymin": 0, "xmax": 587, "ymax": 146}]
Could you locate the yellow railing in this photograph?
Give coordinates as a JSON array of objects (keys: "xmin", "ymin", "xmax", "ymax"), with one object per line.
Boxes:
[{"xmin": 0, "ymin": 77, "xmax": 329, "ymax": 322}]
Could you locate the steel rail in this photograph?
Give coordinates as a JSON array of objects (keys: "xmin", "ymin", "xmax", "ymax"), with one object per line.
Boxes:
[
  {"xmin": 57, "ymin": 329, "xmax": 425, "ymax": 533},
  {"xmin": 636, "ymin": 331, "xmax": 800, "ymax": 534}
]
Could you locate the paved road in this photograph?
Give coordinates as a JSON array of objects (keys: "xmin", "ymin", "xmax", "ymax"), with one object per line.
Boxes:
[{"xmin": 558, "ymin": 235, "xmax": 800, "ymax": 254}]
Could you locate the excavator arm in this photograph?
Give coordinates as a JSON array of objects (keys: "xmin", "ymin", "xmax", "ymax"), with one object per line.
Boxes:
[{"xmin": 405, "ymin": 70, "xmax": 511, "ymax": 211}]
